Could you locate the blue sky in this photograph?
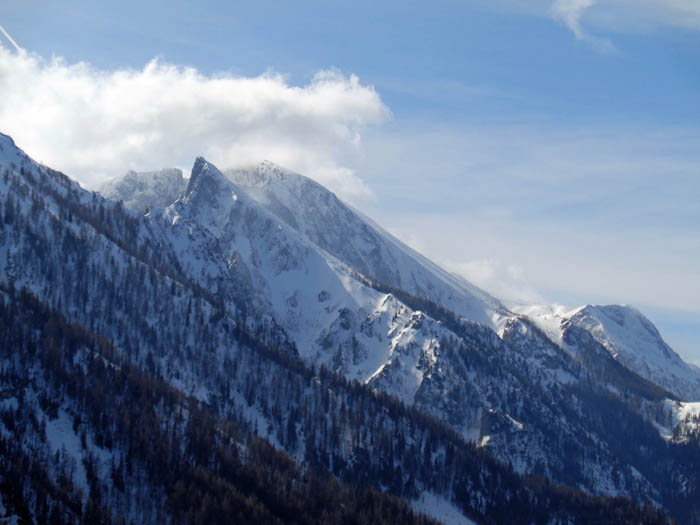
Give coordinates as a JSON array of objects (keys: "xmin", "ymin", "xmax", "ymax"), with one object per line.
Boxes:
[{"xmin": 1, "ymin": 1, "xmax": 698, "ymax": 362}]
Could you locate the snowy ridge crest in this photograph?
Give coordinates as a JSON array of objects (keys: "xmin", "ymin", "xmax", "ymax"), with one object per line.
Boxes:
[{"xmin": 519, "ymin": 303, "xmax": 700, "ymax": 401}]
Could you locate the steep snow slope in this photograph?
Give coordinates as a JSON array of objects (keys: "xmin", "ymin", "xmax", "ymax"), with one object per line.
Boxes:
[
  {"xmin": 97, "ymin": 159, "xmax": 513, "ymax": 337},
  {"xmin": 223, "ymin": 161, "xmax": 512, "ymax": 330},
  {"xmin": 169, "ymin": 159, "xmax": 590, "ymax": 415},
  {"xmin": 520, "ymin": 304, "xmax": 700, "ymax": 401},
  {"xmin": 198, "ymin": 160, "xmax": 700, "ymax": 403},
  {"xmin": 0, "ymin": 132, "xmax": 26, "ymax": 167},
  {"xmin": 167, "ymin": 157, "xmax": 465, "ymax": 405},
  {"xmin": 568, "ymin": 305, "xmax": 700, "ymax": 401}
]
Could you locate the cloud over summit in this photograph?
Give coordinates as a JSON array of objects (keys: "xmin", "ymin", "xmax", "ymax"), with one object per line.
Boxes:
[{"xmin": 0, "ymin": 46, "xmax": 389, "ymax": 199}]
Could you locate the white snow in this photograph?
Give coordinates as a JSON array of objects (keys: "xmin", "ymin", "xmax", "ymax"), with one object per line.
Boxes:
[
  {"xmin": 678, "ymin": 401, "xmax": 700, "ymax": 421},
  {"xmin": 412, "ymin": 491, "xmax": 477, "ymax": 525},
  {"xmin": 44, "ymin": 409, "xmax": 89, "ymax": 494},
  {"xmin": 511, "ymin": 303, "xmax": 582, "ymax": 347},
  {"xmin": 515, "ymin": 303, "xmax": 700, "ymax": 401},
  {"xmin": 152, "ymin": 158, "xmax": 481, "ymax": 406},
  {"xmin": 224, "ymin": 161, "xmax": 513, "ymax": 331},
  {"xmin": 570, "ymin": 305, "xmax": 700, "ymax": 401}
]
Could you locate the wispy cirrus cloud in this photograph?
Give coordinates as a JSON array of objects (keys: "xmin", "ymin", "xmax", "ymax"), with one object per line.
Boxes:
[
  {"xmin": 480, "ymin": 0, "xmax": 700, "ymax": 50},
  {"xmin": 607, "ymin": 0, "xmax": 700, "ymax": 31},
  {"xmin": 549, "ymin": 0, "xmax": 615, "ymax": 53},
  {"xmin": 0, "ymin": 44, "xmax": 389, "ymax": 200},
  {"xmin": 359, "ymin": 120, "xmax": 700, "ymax": 323}
]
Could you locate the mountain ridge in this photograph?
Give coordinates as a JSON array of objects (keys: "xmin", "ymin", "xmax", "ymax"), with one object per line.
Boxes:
[
  {"xmin": 519, "ymin": 303, "xmax": 700, "ymax": 401},
  {"xmin": 2, "ymin": 136, "xmax": 699, "ymax": 522},
  {"xmin": 223, "ymin": 161, "xmax": 511, "ymax": 330},
  {"xmin": 103, "ymin": 157, "xmax": 699, "ymax": 405}
]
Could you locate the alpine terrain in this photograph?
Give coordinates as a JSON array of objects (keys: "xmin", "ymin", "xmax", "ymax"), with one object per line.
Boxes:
[{"xmin": 1, "ymin": 131, "xmax": 698, "ymax": 523}]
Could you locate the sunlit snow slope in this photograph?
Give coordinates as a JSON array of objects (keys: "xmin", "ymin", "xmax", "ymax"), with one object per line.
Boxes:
[
  {"xmin": 519, "ymin": 304, "xmax": 700, "ymax": 401},
  {"xmin": 224, "ymin": 161, "xmax": 511, "ymax": 329}
]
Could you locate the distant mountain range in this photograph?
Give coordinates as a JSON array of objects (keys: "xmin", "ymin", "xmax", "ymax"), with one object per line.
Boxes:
[{"xmin": 1, "ymin": 131, "xmax": 698, "ymax": 523}]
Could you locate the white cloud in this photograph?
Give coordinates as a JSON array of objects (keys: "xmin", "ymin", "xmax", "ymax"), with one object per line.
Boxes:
[
  {"xmin": 358, "ymin": 119, "xmax": 700, "ymax": 363},
  {"xmin": 549, "ymin": 0, "xmax": 616, "ymax": 52},
  {"xmin": 443, "ymin": 258, "xmax": 545, "ymax": 305},
  {"xmin": 0, "ymin": 45, "xmax": 389, "ymax": 200},
  {"xmin": 550, "ymin": 0, "xmax": 595, "ymax": 38},
  {"xmin": 359, "ymin": 120, "xmax": 700, "ymax": 318},
  {"xmin": 483, "ymin": 0, "xmax": 700, "ymax": 47}
]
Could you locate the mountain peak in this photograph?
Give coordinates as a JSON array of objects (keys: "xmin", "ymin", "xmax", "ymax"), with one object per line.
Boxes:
[
  {"xmin": 577, "ymin": 304, "xmax": 662, "ymax": 342},
  {"xmin": 187, "ymin": 156, "xmax": 212, "ymax": 192},
  {"xmin": 568, "ymin": 304, "xmax": 700, "ymax": 400},
  {"xmin": 184, "ymin": 156, "xmax": 229, "ymax": 203},
  {"xmin": 0, "ymin": 131, "xmax": 28, "ymax": 167},
  {"xmin": 258, "ymin": 160, "xmax": 288, "ymax": 179},
  {"xmin": 0, "ymin": 131, "xmax": 16, "ymax": 148}
]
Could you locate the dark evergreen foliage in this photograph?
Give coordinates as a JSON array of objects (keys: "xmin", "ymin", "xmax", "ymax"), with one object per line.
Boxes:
[{"xmin": 0, "ymin": 288, "xmax": 674, "ymax": 524}]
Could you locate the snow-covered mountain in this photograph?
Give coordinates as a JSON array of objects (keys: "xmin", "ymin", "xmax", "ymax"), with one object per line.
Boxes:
[
  {"xmin": 101, "ymin": 168, "xmax": 186, "ymax": 212},
  {"xmin": 104, "ymin": 156, "xmax": 697, "ymax": 498},
  {"xmin": 103, "ymin": 158, "xmax": 516, "ymax": 414},
  {"xmin": 519, "ymin": 304, "xmax": 700, "ymax": 401},
  {"xmin": 224, "ymin": 161, "xmax": 511, "ymax": 329},
  {"xmin": 113, "ymin": 158, "xmax": 699, "ymax": 407},
  {"xmin": 3, "ymin": 132, "xmax": 700, "ymax": 523}
]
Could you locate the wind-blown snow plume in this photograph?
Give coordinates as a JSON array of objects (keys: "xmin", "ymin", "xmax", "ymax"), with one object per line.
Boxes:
[{"xmin": 0, "ymin": 45, "xmax": 389, "ymax": 199}]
